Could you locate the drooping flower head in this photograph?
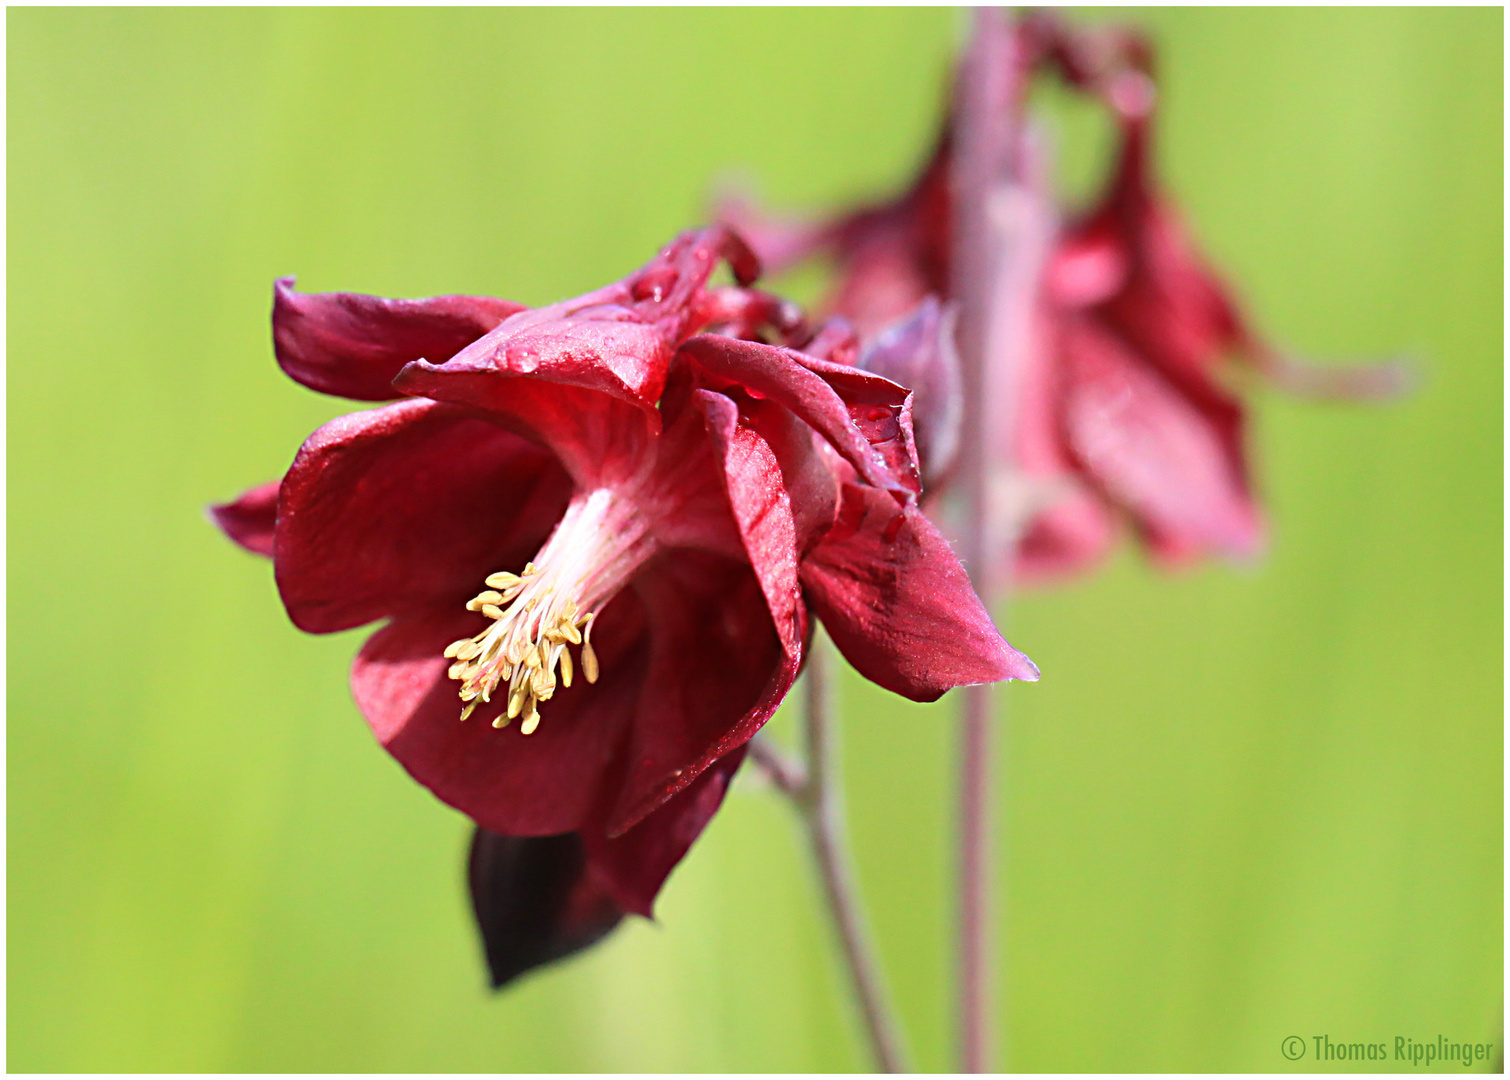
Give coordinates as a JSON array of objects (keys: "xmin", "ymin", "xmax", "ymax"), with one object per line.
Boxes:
[
  {"xmin": 212, "ymin": 226, "xmax": 1036, "ymax": 984},
  {"xmin": 721, "ymin": 13, "xmax": 1404, "ymax": 585}
]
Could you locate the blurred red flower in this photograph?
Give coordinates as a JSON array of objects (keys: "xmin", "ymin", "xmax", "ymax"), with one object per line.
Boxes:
[{"xmin": 723, "ymin": 17, "xmax": 1401, "ymax": 585}]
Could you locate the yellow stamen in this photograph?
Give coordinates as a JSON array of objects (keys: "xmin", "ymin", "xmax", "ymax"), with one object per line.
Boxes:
[
  {"xmin": 581, "ymin": 612, "xmax": 600, "ymax": 684},
  {"xmin": 441, "ymin": 489, "xmax": 653, "ymax": 735}
]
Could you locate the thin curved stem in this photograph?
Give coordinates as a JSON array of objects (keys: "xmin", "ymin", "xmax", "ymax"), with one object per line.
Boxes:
[
  {"xmin": 748, "ymin": 733, "xmax": 808, "ymax": 798},
  {"xmin": 955, "ymin": 683, "xmax": 995, "ymax": 1072},
  {"xmin": 800, "ymin": 641, "xmax": 910, "ymax": 1073},
  {"xmin": 752, "ymin": 640, "xmax": 910, "ymax": 1073}
]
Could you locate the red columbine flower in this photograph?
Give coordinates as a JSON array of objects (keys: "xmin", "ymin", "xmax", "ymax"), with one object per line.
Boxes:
[
  {"xmin": 722, "ymin": 17, "xmax": 1400, "ymax": 586},
  {"xmin": 212, "ymin": 227, "xmax": 1036, "ymax": 980}
]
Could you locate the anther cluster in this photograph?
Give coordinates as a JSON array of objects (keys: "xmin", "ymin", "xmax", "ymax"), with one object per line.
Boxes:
[{"xmin": 444, "ymin": 563, "xmax": 599, "ymax": 735}]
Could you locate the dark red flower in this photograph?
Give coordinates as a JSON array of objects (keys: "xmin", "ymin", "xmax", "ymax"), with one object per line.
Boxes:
[
  {"xmin": 212, "ymin": 227, "xmax": 1036, "ymax": 976},
  {"xmin": 722, "ymin": 17, "xmax": 1400, "ymax": 585}
]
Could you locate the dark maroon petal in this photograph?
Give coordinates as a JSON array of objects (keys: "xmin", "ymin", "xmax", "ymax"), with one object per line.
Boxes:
[
  {"xmin": 407, "ymin": 317, "xmax": 677, "ymax": 413},
  {"xmin": 391, "ymin": 365, "xmax": 656, "ymax": 491},
  {"xmin": 275, "ymin": 398, "xmax": 570, "ymax": 633},
  {"xmin": 607, "ymin": 548, "xmax": 797, "ymax": 836},
  {"xmin": 796, "ymin": 353, "xmax": 923, "ymax": 496},
  {"xmin": 582, "ymin": 748, "xmax": 746, "ymax": 918},
  {"xmin": 468, "ymin": 829, "xmax": 624, "ymax": 989},
  {"xmin": 208, "ymin": 479, "xmax": 279, "ymax": 558},
  {"xmin": 272, "ymin": 277, "xmax": 525, "ymax": 401},
  {"xmin": 693, "ymin": 286, "xmax": 809, "ymax": 346},
  {"xmin": 856, "ymin": 296, "xmax": 962, "ymax": 488},
  {"xmin": 1061, "ymin": 316, "xmax": 1262, "ymax": 561},
  {"xmin": 802, "ymin": 481, "xmax": 1038, "ymax": 702},
  {"xmin": 744, "ymin": 394, "xmax": 841, "ymax": 557},
  {"xmin": 353, "ymin": 595, "xmax": 648, "ymax": 837},
  {"xmin": 397, "ymin": 227, "xmax": 756, "ymax": 413},
  {"xmin": 680, "ymin": 335, "xmax": 917, "ymax": 498},
  {"xmin": 694, "ymin": 391, "xmax": 806, "ymax": 660},
  {"xmin": 629, "ymin": 390, "xmax": 745, "ymax": 560}
]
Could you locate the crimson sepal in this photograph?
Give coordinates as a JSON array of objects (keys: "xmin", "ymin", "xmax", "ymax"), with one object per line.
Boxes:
[
  {"xmin": 396, "ymin": 227, "xmax": 759, "ymax": 414},
  {"xmin": 802, "ymin": 482, "xmax": 1039, "ymax": 702},
  {"xmin": 273, "ymin": 277, "xmax": 525, "ymax": 401},
  {"xmin": 719, "ymin": 133, "xmax": 953, "ymax": 342},
  {"xmin": 584, "ymin": 748, "xmax": 746, "ymax": 916},
  {"xmin": 1060, "ymin": 314, "xmax": 1261, "ymax": 561},
  {"xmin": 208, "ymin": 480, "xmax": 279, "ymax": 558},
  {"xmin": 273, "ymin": 399, "xmax": 571, "ymax": 634}
]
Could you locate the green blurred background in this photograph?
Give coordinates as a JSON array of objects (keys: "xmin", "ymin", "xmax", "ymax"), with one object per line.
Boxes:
[{"xmin": 9, "ymin": 8, "xmax": 1500, "ymax": 1072}]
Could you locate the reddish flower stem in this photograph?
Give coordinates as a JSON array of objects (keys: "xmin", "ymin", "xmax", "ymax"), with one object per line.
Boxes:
[
  {"xmin": 748, "ymin": 733, "xmax": 808, "ymax": 798},
  {"xmin": 799, "ymin": 640, "xmax": 910, "ymax": 1073},
  {"xmin": 950, "ymin": 21, "xmax": 1007, "ymax": 1073},
  {"xmin": 950, "ymin": 9, "xmax": 1041, "ymax": 1072},
  {"xmin": 753, "ymin": 640, "xmax": 910, "ymax": 1073},
  {"xmin": 956, "ymin": 682, "xmax": 997, "ymax": 1073}
]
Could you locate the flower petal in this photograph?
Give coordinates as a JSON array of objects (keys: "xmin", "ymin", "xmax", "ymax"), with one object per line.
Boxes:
[
  {"xmin": 467, "ymin": 829, "xmax": 624, "ymax": 989},
  {"xmin": 802, "ymin": 481, "xmax": 1039, "ymax": 702},
  {"xmin": 208, "ymin": 479, "xmax": 279, "ymax": 558},
  {"xmin": 856, "ymin": 296, "xmax": 962, "ymax": 488},
  {"xmin": 395, "ymin": 227, "xmax": 757, "ymax": 412},
  {"xmin": 1060, "ymin": 316, "xmax": 1262, "ymax": 561},
  {"xmin": 694, "ymin": 391, "xmax": 806, "ymax": 660},
  {"xmin": 272, "ymin": 277, "xmax": 525, "ymax": 401},
  {"xmin": 616, "ymin": 387, "xmax": 744, "ymax": 560},
  {"xmin": 680, "ymin": 334, "xmax": 918, "ymax": 497},
  {"xmin": 275, "ymin": 398, "xmax": 571, "ymax": 633},
  {"xmin": 353, "ymin": 595, "xmax": 648, "ymax": 836},
  {"xmin": 607, "ymin": 549, "xmax": 797, "ymax": 836},
  {"xmin": 582, "ymin": 748, "xmax": 746, "ymax": 918},
  {"xmin": 391, "ymin": 365, "xmax": 656, "ymax": 491}
]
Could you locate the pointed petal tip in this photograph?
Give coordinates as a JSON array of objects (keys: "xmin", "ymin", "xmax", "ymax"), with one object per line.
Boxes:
[
  {"xmin": 206, "ymin": 480, "xmax": 279, "ymax": 559},
  {"xmin": 469, "ymin": 830, "xmax": 626, "ymax": 992},
  {"xmin": 1010, "ymin": 650, "xmax": 1042, "ymax": 683}
]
